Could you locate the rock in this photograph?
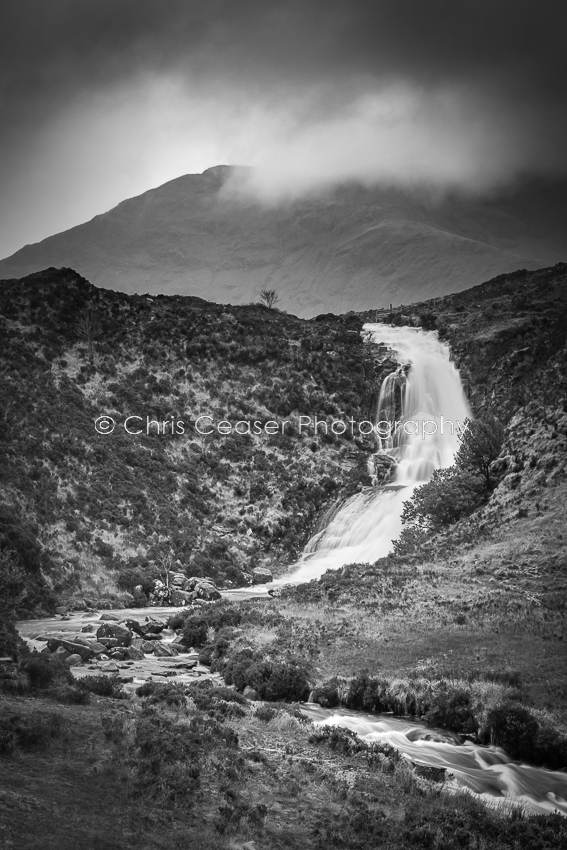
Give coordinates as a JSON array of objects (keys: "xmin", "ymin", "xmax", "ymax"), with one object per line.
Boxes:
[
  {"xmin": 55, "ymin": 606, "xmax": 67, "ymax": 615},
  {"xmin": 99, "ymin": 613, "xmax": 120, "ymax": 621},
  {"xmin": 130, "ymin": 638, "xmax": 145, "ymax": 650},
  {"xmin": 243, "ymin": 686, "xmax": 260, "ymax": 700},
  {"xmin": 47, "ymin": 637, "xmax": 63, "ymax": 652},
  {"xmin": 251, "ymin": 567, "xmax": 273, "ymax": 585},
  {"xmin": 100, "ymin": 661, "xmax": 119, "ymax": 673},
  {"xmin": 60, "ymin": 640, "xmax": 93, "ymax": 661},
  {"xmin": 109, "ymin": 650, "xmax": 127, "ymax": 661},
  {"xmin": 96, "ymin": 623, "xmax": 132, "ymax": 646},
  {"xmin": 142, "ymin": 621, "xmax": 166, "ymax": 635},
  {"xmin": 122, "ymin": 619, "xmax": 143, "ymax": 636},
  {"xmin": 54, "ymin": 646, "xmax": 70, "ymax": 659},
  {"xmin": 170, "ymin": 572, "xmax": 187, "ymax": 587},
  {"xmin": 184, "ymin": 577, "xmax": 222, "ymax": 600},
  {"xmin": 81, "ymin": 624, "xmax": 95, "ymax": 632},
  {"xmin": 170, "ymin": 589, "xmax": 192, "ymax": 606},
  {"xmin": 140, "ymin": 633, "xmax": 162, "ymax": 641},
  {"xmin": 141, "ymin": 641, "xmax": 155, "ymax": 653},
  {"xmin": 65, "ymin": 654, "xmax": 83, "ymax": 666},
  {"xmin": 88, "ymin": 642, "xmax": 107, "ymax": 656},
  {"xmin": 124, "ymin": 647, "xmax": 145, "ymax": 661},
  {"xmin": 97, "ymin": 637, "xmax": 121, "ymax": 649},
  {"xmin": 153, "ymin": 642, "xmax": 179, "ymax": 658}
]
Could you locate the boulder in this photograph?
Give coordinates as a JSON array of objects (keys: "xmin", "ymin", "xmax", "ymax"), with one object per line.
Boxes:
[
  {"xmin": 243, "ymin": 686, "xmax": 260, "ymax": 701},
  {"xmin": 65, "ymin": 654, "xmax": 83, "ymax": 667},
  {"xmin": 88, "ymin": 642, "xmax": 107, "ymax": 656},
  {"xmin": 142, "ymin": 620, "xmax": 166, "ymax": 635},
  {"xmin": 97, "ymin": 637, "xmax": 121, "ymax": 649},
  {"xmin": 141, "ymin": 641, "xmax": 155, "ymax": 653},
  {"xmin": 81, "ymin": 624, "xmax": 95, "ymax": 633},
  {"xmin": 96, "ymin": 623, "xmax": 132, "ymax": 646},
  {"xmin": 184, "ymin": 577, "xmax": 222, "ymax": 600},
  {"xmin": 99, "ymin": 613, "xmax": 120, "ymax": 621},
  {"xmin": 130, "ymin": 638, "xmax": 145, "ymax": 651},
  {"xmin": 170, "ymin": 589, "xmax": 192, "ymax": 606},
  {"xmin": 100, "ymin": 661, "xmax": 119, "ymax": 673},
  {"xmin": 109, "ymin": 650, "xmax": 127, "ymax": 661},
  {"xmin": 251, "ymin": 567, "xmax": 273, "ymax": 585},
  {"xmin": 47, "ymin": 637, "xmax": 64, "ymax": 653},
  {"xmin": 54, "ymin": 646, "xmax": 70, "ymax": 659},
  {"xmin": 153, "ymin": 643, "xmax": 179, "ymax": 658},
  {"xmin": 122, "ymin": 619, "xmax": 143, "ymax": 636},
  {"xmin": 124, "ymin": 647, "xmax": 145, "ymax": 661},
  {"xmin": 60, "ymin": 640, "xmax": 93, "ymax": 661},
  {"xmin": 170, "ymin": 572, "xmax": 187, "ymax": 587}
]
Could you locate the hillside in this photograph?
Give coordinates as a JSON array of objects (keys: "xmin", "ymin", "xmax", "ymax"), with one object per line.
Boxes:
[
  {"xmin": 1, "ymin": 167, "xmax": 566, "ymax": 316},
  {"xmin": 1, "ymin": 263, "xmax": 566, "ymax": 617},
  {"xmin": 0, "ymin": 267, "xmax": 379, "ymax": 612}
]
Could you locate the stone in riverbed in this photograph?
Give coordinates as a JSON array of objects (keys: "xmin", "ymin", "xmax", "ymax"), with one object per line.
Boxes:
[
  {"xmin": 251, "ymin": 567, "xmax": 273, "ymax": 585},
  {"xmin": 99, "ymin": 613, "xmax": 120, "ymax": 621},
  {"xmin": 170, "ymin": 589, "xmax": 192, "ymax": 606},
  {"xmin": 141, "ymin": 641, "xmax": 155, "ymax": 654},
  {"xmin": 124, "ymin": 647, "xmax": 145, "ymax": 661},
  {"xmin": 65, "ymin": 654, "xmax": 83, "ymax": 667},
  {"xmin": 81, "ymin": 624, "xmax": 95, "ymax": 632},
  {"xmin": 109, "ymin": 650, "xmax": 127, "ymax": 661},
  {"xmin": 96, "ymin": 623, "xmax": 132, "ymax": 646},
  {"xmin": 122, "ymin": 619, "xmax": 143, "ymax": 636},
  {"xmin": 100, "ymin": 661, "xmax": 119, "ymax": 673},
  {"xmin": 59, "ymin": 640, "xmax": 93, "ymax": 661},
  {"xmin": 153, "ymin": 643, "xmax": 179, "ymax": 658},
  {"xmin": 54, "ymin": 646, "xmax": 70, "ymax": 659}
]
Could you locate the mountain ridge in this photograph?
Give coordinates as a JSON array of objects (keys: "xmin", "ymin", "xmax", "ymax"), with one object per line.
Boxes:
[{"xmin": 1, "ymin": 167, "xmax": 566, "ymax": 316}]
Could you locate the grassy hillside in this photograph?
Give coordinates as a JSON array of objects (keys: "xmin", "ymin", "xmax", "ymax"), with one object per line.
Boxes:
[{"xmin": 0, "ymin": 267, "xmax": 386, "ymax": 612}]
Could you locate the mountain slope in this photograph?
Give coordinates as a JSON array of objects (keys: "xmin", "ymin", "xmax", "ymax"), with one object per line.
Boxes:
[{"xmin": 1, "ymin": 167, "xmax": 565, "ymax": 316}]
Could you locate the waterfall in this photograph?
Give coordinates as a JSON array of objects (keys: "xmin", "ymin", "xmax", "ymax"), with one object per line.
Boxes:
[{"xmin": 283, "ymin": 325, "xmax": 471, "ymax": 584}]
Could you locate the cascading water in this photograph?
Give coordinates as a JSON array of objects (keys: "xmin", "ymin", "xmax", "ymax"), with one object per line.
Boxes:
[
  {"xmin": 303, "ymin": 706, "xmax": 567, "ymax": 816},
  {"xmin": 284, "ymin": 324, "xmax": 471, "ymax": 584}
]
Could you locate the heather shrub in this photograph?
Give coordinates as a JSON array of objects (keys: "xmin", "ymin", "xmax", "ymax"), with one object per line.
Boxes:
[
  {"xmin": 79, "ymin": 675, "xmax": 126, "ymax": 699},
  {"xmin": 24, "ymin": 655, "xmax": 72, "ymax": 690},
  {"xmin": 181, "ymin": 616, "xmax": 209, "ymax": 648},
  {"xmin": 223, "ymin": 649, "xmax": 310, "ymax": 702}
]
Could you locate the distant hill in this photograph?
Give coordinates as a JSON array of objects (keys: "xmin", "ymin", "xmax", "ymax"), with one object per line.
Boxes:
[{"xmin": 1, "ymin": 167, "xmax": 566, "ymax": 316}]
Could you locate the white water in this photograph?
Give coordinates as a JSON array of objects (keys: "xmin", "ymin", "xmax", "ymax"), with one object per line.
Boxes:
[
  {"xmin": 284, "ymin": 325, "xmax": 471, "ymax": 584},
  {"xmin": 303, "ymin": 705, "xmax": 567, "ymax": 817}
]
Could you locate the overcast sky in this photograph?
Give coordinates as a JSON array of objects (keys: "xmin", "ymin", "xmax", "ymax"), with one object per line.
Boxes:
[{"xmin": 1, "ymin": 0, "xmax": 565, "ymax": 258}]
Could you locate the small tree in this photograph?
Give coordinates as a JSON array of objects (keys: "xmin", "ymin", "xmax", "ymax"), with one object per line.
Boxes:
[
  {"xmin": 259, "ymin": 289, "xmax": 280, "ymax": 309},
  {"xmin": 456, "ymin": 414, "xmax": 505, "ymax": 490},
  {"xmin": 76, "ymin": 308, "xmax": 103, "ymax": 365}
]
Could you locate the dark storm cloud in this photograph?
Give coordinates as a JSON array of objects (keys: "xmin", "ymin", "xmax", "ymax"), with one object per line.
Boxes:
[
  {"xmin": 2, "ymin": 0, "xmax": 565, "ymax": 131},
  {"xmin": 1, "ymin": 0, "xmax": 566, "ymax": 257}
]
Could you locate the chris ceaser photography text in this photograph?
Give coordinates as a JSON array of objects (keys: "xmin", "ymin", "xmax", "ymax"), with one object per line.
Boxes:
[{"xmin": 94, "ymin": 414, "xmax": 467, "ymax": 440}]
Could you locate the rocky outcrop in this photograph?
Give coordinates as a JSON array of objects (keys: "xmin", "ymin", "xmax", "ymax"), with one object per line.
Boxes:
[{"xmin": 251, "ymin": 567, "xmax": 273, "ymax": 585}]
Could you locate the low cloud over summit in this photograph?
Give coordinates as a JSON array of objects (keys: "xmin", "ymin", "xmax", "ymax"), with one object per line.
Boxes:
[{"xmin": 1, "ymin": 1, "xmax": 565, "ymax": 256}]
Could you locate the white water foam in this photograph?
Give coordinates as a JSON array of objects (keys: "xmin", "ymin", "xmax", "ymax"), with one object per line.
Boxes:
[{"xmin": 283, "ymin": 325, "xmax": 471, "ymax": 584}]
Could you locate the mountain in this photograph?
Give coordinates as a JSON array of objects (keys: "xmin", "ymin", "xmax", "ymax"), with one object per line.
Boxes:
[{"xmin": 1, "ymin": 167, "xmax": 566, "ymax": 316}]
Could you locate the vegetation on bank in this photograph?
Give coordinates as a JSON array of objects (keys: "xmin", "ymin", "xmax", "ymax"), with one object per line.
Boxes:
[
  {"xmin": 0, "ymin": 267, "xmax": 381, "ymax": 610},
  {"xmin": 1, "ymin": 677, "xmax": 566, "ymax": 849}
]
